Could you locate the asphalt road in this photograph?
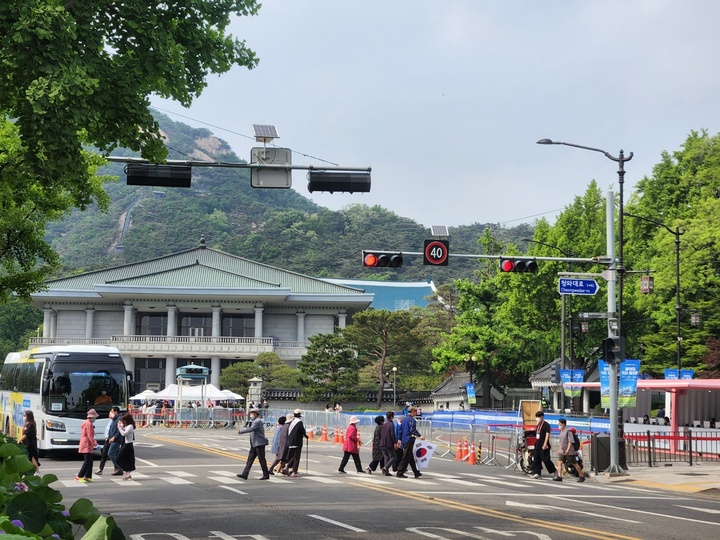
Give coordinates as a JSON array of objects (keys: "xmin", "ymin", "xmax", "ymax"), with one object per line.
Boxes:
[{"xmin": 42, "ymin": 427, "xmax": 720, "ymax": 540}]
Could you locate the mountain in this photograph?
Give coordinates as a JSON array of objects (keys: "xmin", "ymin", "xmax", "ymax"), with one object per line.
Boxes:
[{"xmin": 44, "ymin": 112, "xmax": 533, "ymax": 284}]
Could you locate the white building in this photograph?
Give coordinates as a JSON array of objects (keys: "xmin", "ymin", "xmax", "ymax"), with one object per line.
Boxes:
[{"xmin": 30, "ymin": 237, "xmax": 373, "ymax": 392}]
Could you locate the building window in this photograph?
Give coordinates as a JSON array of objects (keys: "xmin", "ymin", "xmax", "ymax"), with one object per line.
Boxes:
[
  {"xmin": 179, "ymin": 314, "xmax": 212, "ymax": 337},
  {"xmin": 222, "ymin": 315, "xmax": 255, "ymax": 337},
  {"xmin": 137, "ymin": 314, "xmax": 168, "ymax": 336},
  {"xmin": 134, "ymin": 357, "xmax": 166, "ymax": 391}
]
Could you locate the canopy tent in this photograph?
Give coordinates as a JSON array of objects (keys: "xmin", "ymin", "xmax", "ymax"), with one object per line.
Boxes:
[
  {"xmin": 130, "ymin": 389, "xmax": 158, "ymax": 401},
  {"xmin": 221, "ymin": 389, "xmax": 245, "ymax": 400},
  {"xmin": 150, "ymin": 383, "xmax": 231, "ymax": 402}
]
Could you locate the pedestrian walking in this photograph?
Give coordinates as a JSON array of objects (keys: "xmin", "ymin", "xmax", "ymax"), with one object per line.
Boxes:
[
  {"xmin": 531, "ymin": 410, "xmax": 557, "ymax": 479},
  {"xmin": 18, "ymin": 410, "xmax": 40, "ymax": 474},
  {"xmin": 75, "ymin": 409, "xmax": 99, "ymax": 482},
  {"xmin": 96, "ymin": 406, "xmax": 121, "ymax": 476},
  {"xmin": 380, "ymin": 411, "xmax": 399, "ymax": 476},
  {"xmin": 554, "ymin": 418, "xmax": 585, "ymax": 482},
  {"xmin": 116, "ymin": 412, "xmax": 136, "ymax": 480},
  {"xmin": 283, "ymin": 409, "xmax": 308, "ymax": 477},
  {"xmin": 396, "ymin": 406, "xmax": 424, "ymax": 478},
  {"xmin": 365, "ymin": 415, "xmax": 385, "ymax": 474},
  {"xmin": 393, "ymin": 414, "xmax": 403, "ymax": 470},
  {"xmin": 338, "ymin": 416, "xmax": 365, "ymax": 474},
  {"xmin": 236, "ymin": 407, "xmax": 271, "ymax": 480},
  {"xmin": 268, "ymin": 415, "xmax": 288, "ymax": 475}
]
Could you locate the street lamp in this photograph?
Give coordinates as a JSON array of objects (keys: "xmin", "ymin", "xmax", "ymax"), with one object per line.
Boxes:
[
  {"xmin": 522, "ymin": 238, "xmax": 575, "ymax": 371},
  {"xmin": 392, "ymin": 366, "xmax": 397, "ymax": 412},
  {"xmin": 624, "ymin": 212, "xmax": 685, "ymax": 371},
  {"xmin": 538, "ymin": 138, "xmax": 633, "ymax": 475}
]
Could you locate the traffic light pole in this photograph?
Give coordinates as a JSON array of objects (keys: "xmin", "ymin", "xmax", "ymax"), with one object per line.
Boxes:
[{"xmin": 361, "ymin": 252, "xmax": 608, "ymax": 265}]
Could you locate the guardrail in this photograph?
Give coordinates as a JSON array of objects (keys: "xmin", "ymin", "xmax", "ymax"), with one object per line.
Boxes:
[{"xmin": 624, "ymin": 429, "xmax": 720, "ymax": 466}]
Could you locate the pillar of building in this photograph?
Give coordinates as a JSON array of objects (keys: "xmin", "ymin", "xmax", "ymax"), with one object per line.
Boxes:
[
  {"xmin": 211, "ymin": 357, "xmax": 220, "ymax": 387},
  {"xmin": 165, "ymin": 356, "xmax": 176, "ymax": 387},
  {"xmin": 85, "ymin": 307, "xmax": 95, "ymax": 339},
  {"xmin": 123, "ymin": 302, "xmax": 134, "ymax": 336},
  {"xmin": 43, "ymin": 305, "xmax": 53, "ymax": 338},
  {"xmin": 337, "ymin": 310, "xmax": 347, "ymax": 329},
  {"xmin": 50, "ymin": 311, "xmax": 57, "ymax": 338},
  {"xmin": 167, "ymin": 305, "xmax": 177, "ymax": 337},
  {"xmin": 296, "ymin": 311, "xmax": 306, "ymax": 342},
  {"xmin": 254, "ymin": 304, "xmax": 264, "ymax": 338},
  {"xmin": 212, "ymin": 305, "xmax": 222, "ymax": 337}
]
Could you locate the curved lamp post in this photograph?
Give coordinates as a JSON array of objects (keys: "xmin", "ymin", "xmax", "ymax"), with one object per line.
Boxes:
[
  {"xmin": 537, "ymin": 138, "xmax": 633, "ymax": 475},
  {"xmin": 624, "ymin": 212, "xmax": 685, "ymax": 371}
]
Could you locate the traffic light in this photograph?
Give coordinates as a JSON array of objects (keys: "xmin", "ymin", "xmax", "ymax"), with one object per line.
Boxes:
[
  {"xmin": 602, "ymin": 336, "xmax": 624, "ymax": 363},
  {"xmin": 499, "ymin": 258, "xmax": 538, "ymax": 273},
  {"xmin": 307, "ymin": 170, "xmax": 371, "ymax": 193},
  {"xmin": 362, "ymin": 250, "xmax": 403, "ymax": 267},
  {"xmin": 125, "ymin": 163, "xmax": 192, "ymax": 188}
]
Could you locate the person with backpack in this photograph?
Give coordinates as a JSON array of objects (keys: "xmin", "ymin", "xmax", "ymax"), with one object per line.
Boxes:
[{"xmin": 554, "ymin": 418, "xmax": 585, "ymax": 482}]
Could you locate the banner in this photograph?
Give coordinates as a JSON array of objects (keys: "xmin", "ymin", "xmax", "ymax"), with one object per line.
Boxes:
[
  {"xmin": 618, "ymin": 359, "xmax": 641, "ymax": 408},
  {"xmin": 466, "ymin": 382, "xmax": 476, "ymax": 405},
  {"xmin": 560, "ymin": 369, "xmax": 572, "ymax": 399},
  {"xmin": 664, "ymin": 369, "xmax": 679, "ymax": 380},
  {"xmin": 680, "ymin": 369, "xmax": 695, "ymax": 380},
  {"xmin": 599, "ymin": 360, "xmax": 610, "ymax": 409},
  {"xmin": 571, "ymin": 370, "xmax": 585, "ymax": 398},
  {"xmin": 413, "ymin": 440, "xmax": 438, "ymax": 469}
]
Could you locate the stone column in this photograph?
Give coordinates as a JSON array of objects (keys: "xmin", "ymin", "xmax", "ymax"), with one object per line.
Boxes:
[
  {"xmin": 165, "ymin": 356, "xmax": 176, "ymax": 387},
  {"xmin": 167, "ymin": 305, "xmax": 177, "ymax": 337},
  {"xmin": 43, "ymin": 305, "xmax": 53, "ymax": 338},
  {"xmin": 211, "ymin": 357, "xmax": 220, "ymax": 387},
  {"xmin": 254, "ymin": 304, "xmax": 264, "ymax": 338},
  {"xmin": 85, "ymin": 307, "xmax": 95, "ymax": 339},
  {"xmin": 296, "ymin": 311, "xmax": 306, "ymax": 342},
  {"xmin": 337, "ymin": 310, "xmax": 347, "ymax": 329},
  {"xmin": 50, "ymin": 311, "xmax": 57, "ymax": 338},
  {"xmin": 212, "ymin": 305, "xmax": 222, "ymax": 337},
  {"xmin": 123, "ymin": 303, "xmax": 134, "ymax": 336}
]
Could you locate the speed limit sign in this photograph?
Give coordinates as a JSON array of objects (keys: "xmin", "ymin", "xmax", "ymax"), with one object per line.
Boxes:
[{"xmin": 423, "ymin": 239, "xmax": 450, "ymax": 266}]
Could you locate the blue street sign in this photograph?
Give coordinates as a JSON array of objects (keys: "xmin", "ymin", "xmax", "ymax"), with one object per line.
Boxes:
[{"xmin": 558, "ymin": 278, "xmax": 599, "ymax": 295}]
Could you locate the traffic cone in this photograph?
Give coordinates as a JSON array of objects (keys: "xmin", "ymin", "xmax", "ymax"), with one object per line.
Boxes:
[
  {"xmin": 467, "ymin": 442, "xmax": 477, "ymax": 465},
  {"xmin": 454, "ymin": 440, "xmax": 463, "ymax": 461},
  {"xmin": 308, "ymin": 423, "xmax": 314, "ymax": 439},
  {"xmin": 333, "ymin": 426, "xmax": 340, "ymax": 443},
  {"xmin": 460, "ymin": 440, "xmax": 468, "ymax": 461},
  {"xmin": 321, "ymin": 425, "xmax": 329, "ymax": 442},
  {"xmin": 340, "ymin": 427, "xmax": 346, "ymax": 444}
]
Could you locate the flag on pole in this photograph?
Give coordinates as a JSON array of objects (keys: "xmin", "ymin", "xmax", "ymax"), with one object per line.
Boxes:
[{"xmin": 413, "ymin": 440, "xmax": 438, "ymax": 469}]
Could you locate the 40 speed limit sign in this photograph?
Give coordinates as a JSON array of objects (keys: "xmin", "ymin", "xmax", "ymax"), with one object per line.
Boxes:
[{"xmin": 423, "ymin": 239, "xmax": 450, "ymax": 266}]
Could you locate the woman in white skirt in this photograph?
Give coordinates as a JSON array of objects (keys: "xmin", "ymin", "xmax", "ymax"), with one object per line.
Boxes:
[{"xmin": 116, "ymin": 412, "xmax": 137, "ymax": 480}]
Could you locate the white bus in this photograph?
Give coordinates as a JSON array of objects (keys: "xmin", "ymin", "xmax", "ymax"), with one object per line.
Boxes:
[{"xmin": 0, "ymin": 345, "xmax": 131, "ymax": 453}]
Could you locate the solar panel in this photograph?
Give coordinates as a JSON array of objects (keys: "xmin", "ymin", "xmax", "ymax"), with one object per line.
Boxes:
[
  {"xmin": 252, "ymin": 124, "xmax": 279, "ymax": 142},
  {"xmin": 431, "ymin": 225, "xmax": 449, "ymax": 236}
]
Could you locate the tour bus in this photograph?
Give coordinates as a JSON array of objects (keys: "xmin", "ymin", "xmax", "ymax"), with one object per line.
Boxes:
[{"xmin": 0, "ymin": 345, "xmax": 131, "ymax": 453}]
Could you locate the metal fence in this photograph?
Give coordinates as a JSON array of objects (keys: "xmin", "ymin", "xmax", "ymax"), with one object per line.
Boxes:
[{"xmin": 624, "ymin": 429, "xmax": 720, "ymax": 466}]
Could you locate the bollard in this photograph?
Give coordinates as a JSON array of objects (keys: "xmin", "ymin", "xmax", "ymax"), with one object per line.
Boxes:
[{"xmin": 321, "ymin": 425, "xmax": 329, "ymax": 442}]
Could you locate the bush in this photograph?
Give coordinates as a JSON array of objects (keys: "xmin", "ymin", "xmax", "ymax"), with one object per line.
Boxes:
[{"xmin": 0, "ymin": 433, "xmax": 125, "ymax": 539}]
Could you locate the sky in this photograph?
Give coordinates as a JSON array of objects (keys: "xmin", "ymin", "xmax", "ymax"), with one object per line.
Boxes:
[{"xmin": 151, "ymin": 0, "xmax": 720, "ymax": 229}]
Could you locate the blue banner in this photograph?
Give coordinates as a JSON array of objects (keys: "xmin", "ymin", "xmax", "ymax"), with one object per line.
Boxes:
[
  {"xmin": 680, "ymin": 369, "xmax": 694, "ymax": 380},
  {"xmin": 664, "ymin": 369, "xmax": 679, "ymax": 379},
  {"xmin": 619, "ymin": 359, "xmax": 640, "ymax": 408},
  {"xmin": 599, "ymin": 361, "xmax": 610, "ymax": 409},
  {"xmin": 571, "ymin": 369, "xmax": 585, "ymax": 398},
  {"xmin": 466, "ymin": 382, "xmax": 476, "ymax": 405},
  {"xmin": 560, "ymin": 369, "xmax": 572, "ymax": 398}
]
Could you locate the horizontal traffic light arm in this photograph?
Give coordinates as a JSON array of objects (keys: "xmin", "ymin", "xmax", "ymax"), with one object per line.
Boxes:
[
  {"xmin": 106, "ymin": 156, "xmax": 371, "ymax": 173},
  {"xmin": 362, "ymin": 250, "xmax": 610, "ymax": 265}
]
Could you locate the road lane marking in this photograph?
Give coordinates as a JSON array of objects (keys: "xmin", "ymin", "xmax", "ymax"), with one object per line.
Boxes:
[
  {"xmin": 219, "ymin": 485, "xmax": 247, "ymax": 495},
  {"xmin": 675, "ymin": 505, "xmax": 720, "ymax": 514},
  {"xmin": 505, "ymin": 500, "xmax": 641, "ymax": 523},
  {"xmin": 308, "ymin": 514, "xmax": 366, "ymax": 532}
]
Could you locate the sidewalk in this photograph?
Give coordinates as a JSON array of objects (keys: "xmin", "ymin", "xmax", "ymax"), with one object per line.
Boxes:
[{"xmin": 593, "ymin": 462, "xmax": 720, "ymax": 496}]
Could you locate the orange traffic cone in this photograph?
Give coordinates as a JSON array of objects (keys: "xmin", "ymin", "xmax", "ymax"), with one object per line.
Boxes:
[
  {"xmin": 460, "ymin": 440, "xmax": 468, "ymax": 461},
  {"xmin": 321, "ymin": 425, "xmax": 329, "ymax": 442},
  {"xmin": 333, "ymin": 426, "xmax": 340, "ymax": 443},
  {"xmin": 308, "ymin": 423, "xmax": 314, "ymax": 439},
  {"xmin": 340, "ymin": 428, "xmax": 346, "ymax": 444},
  {"xmin": 467, "ymin": 442, "xmax": 477, "ymax": 465},
  {"xmin": 454, "ymin": 440, "xmax": 463, "ymax": 461}
]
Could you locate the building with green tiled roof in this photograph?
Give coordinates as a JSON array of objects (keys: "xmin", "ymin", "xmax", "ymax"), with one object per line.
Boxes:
[{"xmin": 30, "ymin": 236, "xmax": 373, "ymax": 391}]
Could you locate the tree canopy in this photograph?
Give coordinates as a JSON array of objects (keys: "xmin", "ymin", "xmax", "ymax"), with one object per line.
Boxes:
[{"xmin": 0, "ymin": 0, "xmax": 259, "ymax": 298}]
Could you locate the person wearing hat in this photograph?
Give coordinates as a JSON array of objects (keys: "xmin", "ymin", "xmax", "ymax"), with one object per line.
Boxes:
[
  {"xmin": 283, "ymin": 409, "xmax": 308, "ymax": 477},
  {"xmin": 236, "ymin": 407, "xmax": 270, "ymax": 480},
  {"xmin": 365, "ymin": 415, "xmax": 386, "ymax": 474},
  {"xmin": 338, "ymin": 416, "xmax": 365, "ymax": 474},
  {"xmin": 75, "ymin": 408, "xmax": 99, "ymax": 482},
  {"xmin": 531, "ymin": 410, "xmax": 557, "ymax": 479}
]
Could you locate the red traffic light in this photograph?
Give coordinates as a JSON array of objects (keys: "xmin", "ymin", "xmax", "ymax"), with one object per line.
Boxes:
[
  {"xmin": 499, "ymin": 258, "xmax": 538, "ymax": 273},
  {"xmin": 363, "ymin": 251, "xmax": 403, "ymax": 267}
]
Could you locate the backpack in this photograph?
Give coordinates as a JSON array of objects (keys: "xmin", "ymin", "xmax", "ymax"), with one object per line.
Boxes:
[{"xmin": 571, "ymin": 430, "xmax": 581, "ymax": 452}]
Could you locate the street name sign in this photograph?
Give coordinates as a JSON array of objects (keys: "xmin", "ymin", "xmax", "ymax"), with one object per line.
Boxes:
[{"xmin": 558, "ymin": 278, "xmax": 599, "ymax": 296}]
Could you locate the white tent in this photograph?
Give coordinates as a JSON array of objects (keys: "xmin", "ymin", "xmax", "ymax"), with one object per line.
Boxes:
[
  {"xmin": 221, "ymin": 389, "xmax": 245, "ymax": 401},
  {"xmin": 130, "ymin": 389, "xmax": 158, "ymax": 401},
  {"xmin": 151, "ymin": 383, "xmax": 230, "ymax": 402}
]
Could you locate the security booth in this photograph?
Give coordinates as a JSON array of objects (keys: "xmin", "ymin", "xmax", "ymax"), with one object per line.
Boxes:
[{"xmin": 176, "ymin": 364, "xmax": 210, "ymax": 425}]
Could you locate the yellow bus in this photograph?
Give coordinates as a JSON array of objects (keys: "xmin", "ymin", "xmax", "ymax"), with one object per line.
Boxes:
[{"xmin": 0, "ymin": 345, "xmax": 130, "ymax": 454}]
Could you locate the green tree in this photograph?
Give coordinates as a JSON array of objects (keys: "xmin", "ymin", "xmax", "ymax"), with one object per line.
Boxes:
[
  {"xmin": 0, "ymin": 0, "xmax": 259, "ymax": 297},
  {"xmin": 219, "ymin": 354, "xmax": 299, "ymax": 397},
  {"xmin": 298, "ymin": 333, "xmax": 362, "ymax": 403},
  {"xmin": 0, "ymin": 298, "xmax": 43, "ymax": 363},
  {"xmin": 342, "ymin": 310, "xmax": 421, "ymax": 408}
]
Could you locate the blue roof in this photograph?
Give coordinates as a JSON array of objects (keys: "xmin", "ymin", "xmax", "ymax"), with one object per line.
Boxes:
[{"xmin": 320, "ymin": 279, "xmax": 436, "ymax": 311}]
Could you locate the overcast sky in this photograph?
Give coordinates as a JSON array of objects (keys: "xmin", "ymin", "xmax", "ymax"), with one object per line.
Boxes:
[{"xmin": 151, "ymin": 1, "xmax": 720, "ymax": 229}]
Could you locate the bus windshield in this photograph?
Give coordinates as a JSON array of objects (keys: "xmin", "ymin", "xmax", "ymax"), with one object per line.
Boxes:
[{"xmin": 45, "ymin": 357, "xmax": 127, "ymax": 418}]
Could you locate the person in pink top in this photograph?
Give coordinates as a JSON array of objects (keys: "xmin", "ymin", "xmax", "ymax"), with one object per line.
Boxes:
[
  {"xmin": 75, "ymin": 409, "xmax": 99, "ymax": 482},
  {"xmin": 337, "ymin": 416, "xmax": 366, "ymax": 474}
]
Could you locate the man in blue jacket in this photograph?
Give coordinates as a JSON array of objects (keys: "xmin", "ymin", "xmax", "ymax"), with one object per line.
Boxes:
[
  {"xmin": 237, "ymin": 407, "xmax": 270, "ymax": 480},
  {"xmin": 396, "ymin": 406, "xmax": 425, "ymax": 478},
  {"xmin": 98, "ymin": 406, "xmax": 122, "ymax": 475}
]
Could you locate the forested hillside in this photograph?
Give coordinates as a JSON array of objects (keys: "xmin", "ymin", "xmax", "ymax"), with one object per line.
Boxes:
[{"xmin": 45, "ymin": 112, "xmax": 534, "ymax": 284}]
